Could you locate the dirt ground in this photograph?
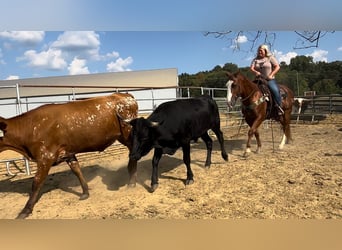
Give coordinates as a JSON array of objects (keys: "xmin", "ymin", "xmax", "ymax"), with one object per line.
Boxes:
[{"xmin": 0, "ymin": 115, "xmax": 341, "ymax": 219}]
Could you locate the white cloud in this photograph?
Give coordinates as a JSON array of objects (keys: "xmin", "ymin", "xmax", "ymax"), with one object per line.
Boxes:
[
  {"xmin": 0, "ymin": 48, "xmax": 4, "ymax": 65},
  {"xmin": 68, "ymin": 57, "xmax": 89, "ymax": 75},
  {"xmin": 9, "ymin": 31, "xmax": 134, "ymax": 75},
  {"xmin": 338, "ymin": 47, "xmax": 342, "ymax": 51},
  {"xmin": 51, "ymin": 31, "xmax": 100, "ymax": 60},
  {"xmin": 20, "ymin": 48, "xmax": 67, "ymax": 70},
  {"xmin": 236, "ymin": 35, "xmax": 248, "ymax": 43},
  {"xmin": 105, "ymin": 51, "xmax": 120, "ymax": 59},
  {"xmin": 274, "ymin": 50, "xmax": 298, "ymax": 65},
  {"xmin": 106, "ymin": 57, "xmax": 133, "ymax": 72},
  {"xmin": 230, "ymin": 35, "xmax": 248, "ymax": 49},
  {"xmin": 0, "ymin": 31, "xmax": 45, "ymax": 46},
  {"xmin": 5, "ymin": 75, "xmax": 19, "ymax": 80},
  {"xmin": 307, "ymin": 49, "xmax": 328, "ymax": 62}
]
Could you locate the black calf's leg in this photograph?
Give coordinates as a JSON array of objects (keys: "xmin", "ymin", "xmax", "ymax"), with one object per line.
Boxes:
[
  {"xmin": 200, "ymin": 132, "xmax": 213, "ymax": 167},
  {"xmin": 182, "ymin": 143, "xmax": 194, "ymax": 185},
  {"xmin": 151, "ymin": 148, "xmax": 163, "ymax": 192},
  {"xmin": 127, "ymin": 158, "xmax": 138, "ymax": 187},
  {"xmin": 212, "ymin": 127, "xmax": 228, "ymax": 161}
]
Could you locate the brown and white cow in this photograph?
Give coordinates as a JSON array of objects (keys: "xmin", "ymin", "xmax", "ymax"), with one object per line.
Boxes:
[{"xmin": 0, "ymin": 93, "xmax": 138, "ymax": 219}]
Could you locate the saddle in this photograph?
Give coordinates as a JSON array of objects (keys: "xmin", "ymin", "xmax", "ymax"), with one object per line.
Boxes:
[{"xmin": 253, "ymin": 77, "xmax": 287, "ymax": 119}]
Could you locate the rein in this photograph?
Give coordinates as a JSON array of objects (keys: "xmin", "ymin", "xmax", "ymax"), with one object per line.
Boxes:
[{"xmin": 240, "ymin": 89, "xmax": 256, "ymax": 102}]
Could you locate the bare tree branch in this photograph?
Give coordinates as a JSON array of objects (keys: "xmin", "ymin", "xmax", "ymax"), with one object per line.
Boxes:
[
  {"xmin": 204, "ymin": 31, "xmax": 334, "ymax": 51},
  {"xmin": 293, "ymin": 31, "xmax": 333, "ymax": 49}
]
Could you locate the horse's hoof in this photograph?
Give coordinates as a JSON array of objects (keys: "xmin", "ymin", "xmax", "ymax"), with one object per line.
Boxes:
[
  {"xmin": 185, "ymin": 179, "xmax": 194, "ymax": 185},
  {"xmin": 80, "ymin": 193, "xmax": 89, "ymax": 200},
  {"xmin": 151, "ymin": 184, "xmax": 159, "ymax": 192},
  {"xmin": 243, "ymin": 152, "xmax": 250, "ymax": 158}
]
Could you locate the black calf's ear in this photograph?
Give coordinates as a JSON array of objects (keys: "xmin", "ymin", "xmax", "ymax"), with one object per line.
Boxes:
[{"xmin": 129, "ymin": 118, "xmax": 137, "ymax": 127}]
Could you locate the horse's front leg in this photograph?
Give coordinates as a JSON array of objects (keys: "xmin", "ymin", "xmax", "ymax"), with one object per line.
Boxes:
[
  {"xmin": 254, "ymin": 129, "xmax": 261, "ymax": 153},
  {"xmin": 245, "ymin": 128, "xmax": 254, "ymax": 156},
  {"xmin": 245, "ymin": 118, "xmax": 263, "ymax": 156}
]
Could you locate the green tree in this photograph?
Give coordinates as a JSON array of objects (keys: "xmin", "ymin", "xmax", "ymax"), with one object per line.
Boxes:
[{"xmin": 312, "ymin": 79, "xmax": 339, "ymax": 95}]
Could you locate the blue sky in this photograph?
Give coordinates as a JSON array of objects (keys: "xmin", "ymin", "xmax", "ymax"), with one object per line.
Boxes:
[
  {"xmin": 1, "ymin": 31, "xmax": 341, "ymax": 80},
  {"xmin": 0, "ymin": 1, "xmax": 341, "ymax": 80}
]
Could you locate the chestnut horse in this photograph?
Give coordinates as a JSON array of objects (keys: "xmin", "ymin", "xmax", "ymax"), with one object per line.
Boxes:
[{"xmin": 226, "ymin": 71, "xmax": 294, "ymax": 156}]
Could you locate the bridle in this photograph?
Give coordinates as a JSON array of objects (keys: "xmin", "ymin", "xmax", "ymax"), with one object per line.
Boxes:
[
  {"xmin": 231, "ymin": 78, "xmax": 266, "ymax": 110},
  {"xmin": 231, "ymin": 79, "xmax": 256, "ymax": 103}
]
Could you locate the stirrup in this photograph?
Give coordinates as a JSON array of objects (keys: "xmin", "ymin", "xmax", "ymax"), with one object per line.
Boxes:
[{"xmin": 277, "ymin": 106, "xmax": 284, "ymax": 115}]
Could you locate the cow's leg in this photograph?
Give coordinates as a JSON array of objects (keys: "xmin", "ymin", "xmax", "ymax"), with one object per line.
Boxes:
[
  {"xmin": 151, "ymin": 148, "xmax": 162, "ymax": 192},
  {"xmin": 127, "ymin": 158, "xmax": 138, "ymax": 187},
  {"xmin": 212, "ymin": 127, "xmax": 228, "ymax": 161},
  {"xmin": 66, "ymin": 156, "xmax": 89, "ymax": 200},
  {"xmin": 200, "ymin": 132, "xmax": 213, "ymax": 168},
  {"xmin": 16, "ymin": 162, "xmax": 51, "ymax": 219},
  {"xmin": 182, "ymin": 143, "xmax": 194, "ymax": 185}
]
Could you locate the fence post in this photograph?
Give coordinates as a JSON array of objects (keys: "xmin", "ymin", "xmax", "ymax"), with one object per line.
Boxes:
[
  {"xmin": 329, "ymin": 95, "xmax": 332, "ymax": 114},
  {"xmin": 151, "ymin": 88, "xmax": 155, "ymax": 110},
  {"xmin": 15, "ymin": 83, "xmax": 23, "ymax": 115}
]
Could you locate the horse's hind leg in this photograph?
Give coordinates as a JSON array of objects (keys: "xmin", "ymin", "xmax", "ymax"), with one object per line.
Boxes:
[{"xmin": 279, "ymin": 110, "xmax": 292, "ymax": 149}]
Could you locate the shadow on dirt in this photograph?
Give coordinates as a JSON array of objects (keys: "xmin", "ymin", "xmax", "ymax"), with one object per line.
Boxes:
[{"xmin": 0, "ymin": 138, "xmax": 244, "ymax": 199}]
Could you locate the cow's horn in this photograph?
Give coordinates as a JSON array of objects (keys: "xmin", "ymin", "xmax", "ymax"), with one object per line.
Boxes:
[
  {"xmin": 123, "ymin": 118, "xmax": 132, "ymax": 123},
  {"xmin": 150, "ymin": 121, "xmax": 159, "ymax": 127}
]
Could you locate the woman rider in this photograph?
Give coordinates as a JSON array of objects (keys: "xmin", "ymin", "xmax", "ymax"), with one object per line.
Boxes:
[{"xmin": 250, "ymin": 44, "xmax": 284, "ymax": 115}]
